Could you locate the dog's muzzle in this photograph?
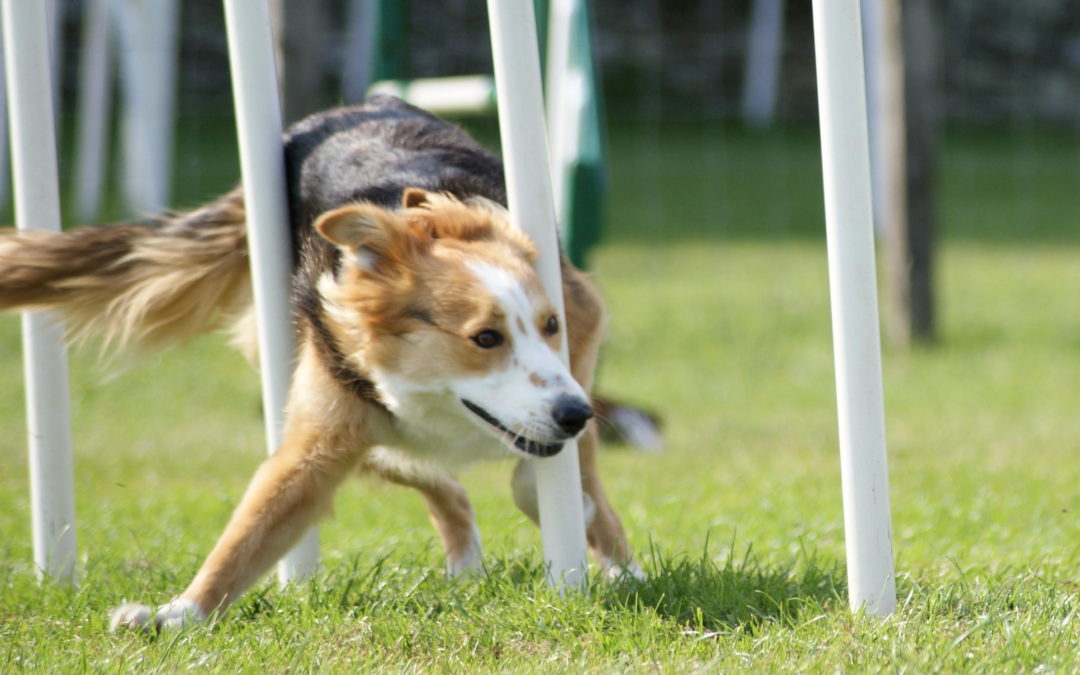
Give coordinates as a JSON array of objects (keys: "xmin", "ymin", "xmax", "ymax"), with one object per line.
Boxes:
[{"xmin": 461, "ymin": 398, "xmax": 591, "ymax": 457}]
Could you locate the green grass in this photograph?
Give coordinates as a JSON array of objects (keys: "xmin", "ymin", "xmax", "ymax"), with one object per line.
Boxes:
[{"xmin": 3, "ymin": 121, "xmax": 1080, "ymax": 670}]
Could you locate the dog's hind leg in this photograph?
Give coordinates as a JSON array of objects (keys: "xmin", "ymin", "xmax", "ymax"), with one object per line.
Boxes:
[
  {"xmin": 369, "ymin": 460, "xmax": 484, "ymax": 577},
  {"xmin": 510, "ymin": 425, "xmax": 642, "ymax": 580},
  {"xmin": 509, "ymin": 267, "xmax": 641, "ymax": 579},
  {"xmin": 576, "ymin": 425, "xmax": 643, "ymax": 579},
  {"xmin": 111, "ymin": 344, "xmax": 373, "ymax": 632}
]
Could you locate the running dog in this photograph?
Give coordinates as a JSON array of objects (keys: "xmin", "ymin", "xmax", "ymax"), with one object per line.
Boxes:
[{"xmin": 0, "ymin": 95, "xmax": 637, "ymax": 631}]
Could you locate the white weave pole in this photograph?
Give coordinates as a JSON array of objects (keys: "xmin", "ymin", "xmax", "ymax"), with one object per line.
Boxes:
[
  {"xmin": 0, "ymin": 17, "xmax": 9, "ymax": 210},
  {"xmin": 2, "ymin": 0, "xmax": 78, "ymax": 584},
  {"xmin": 860, "ymin": 0, "xmax": 892, "ymax": 235},
  {"xmin": 115, "ymin": 0, "xmax": 178, "ymax": 216},
  {"xmin": 74, "ymin": 0, "xmax": 114, "ymax": 221},
  {"xmin": 46, "ymin": 0, "xmax": 62, "ymax": 120},
  {"xmin": 544, "ymin": 0, "xmax": 584, "ymax": 231},
  {"xmin": 487, "ymin": 0, "xmax": 590, "ymax": 588},
  {"xmin": 810, "ymin": 0, "xmax": 897, "ymax": 616},
  {"xmin": 741, "ymin": 0, "xmax": 786, "ymax": 128},
  {"xmin": 222, "ymin": 0, "xmax": 320, "ymax": 583},
  {"xmin": 341, "ymin": 0, "xmax": 376, "ymax": 104}
]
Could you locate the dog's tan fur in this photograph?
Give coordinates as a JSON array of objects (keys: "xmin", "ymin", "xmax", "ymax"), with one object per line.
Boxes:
[
  {"xmin": 0, "ymin": 189, "xmax": 250, "ymax": 351},
  {"xmin": 1, "ymin": 187, "xmax": 633, "ymax": 631}
]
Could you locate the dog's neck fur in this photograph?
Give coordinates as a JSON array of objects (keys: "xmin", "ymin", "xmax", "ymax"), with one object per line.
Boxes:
[{"xmin": 306, "ymin": 312, "xmax": 391, "ymax": 413}]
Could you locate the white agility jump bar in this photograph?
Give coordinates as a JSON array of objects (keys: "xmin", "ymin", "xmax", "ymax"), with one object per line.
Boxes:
[
  {"xmin": 221, "ymin": 0, "xmax": 320, "ymax": 583},
  {"xmin": 810, "ymin": 0, "xmax": 897, "ymax": 616},
  {"xmin": 2, "ymin": 0, "xmax": 78, "ymax": 583},
  {"xmin": 487, "ymin": 0, "xmax": 590, "ymax": 588},
  {"xmin": 368, "ymin": 75, "xmax": 496, "ymax": 116}
]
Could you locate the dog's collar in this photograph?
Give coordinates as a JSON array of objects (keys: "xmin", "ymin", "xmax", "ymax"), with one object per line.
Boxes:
[
  {"xmin": 309, "ymin": 316, "xmax": 392, "ymax": 414},
  {"xmin": 329, "ymin": 359, "xmax": 388, "ymax": 411}
]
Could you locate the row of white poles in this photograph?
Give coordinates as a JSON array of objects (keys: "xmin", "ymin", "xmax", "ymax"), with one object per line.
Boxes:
[
  {"xmin": 4, "ymin": 0, "xmax": 591, "ymax": 589},
  {"xmin": 9, "ymin": 0, "xmax": 895, "ymax": 615},
  {"xmin": 223, "ymin": 0, "xmax": 596, "ymax": 586},
  {"xmin": 525, "ymin": 0, "xmax": 899, "ymax": 604},
  {"xmin": 7, "ymin": 0, "xmax": 179, "ymax": 223},
  {"xmin": 3, "ymin": 0, "xmax": 321, "ymax": 587}
]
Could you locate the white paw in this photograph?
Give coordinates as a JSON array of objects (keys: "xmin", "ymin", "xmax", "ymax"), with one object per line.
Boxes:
[
  {"xmin": 602, "ymin": 559, "xmax": 646, "ymax": 582},
  {"xmin": 447, "ymin": 522, "xmax": 485, "ymax": 578},
  {"xmin": 109, "ymin": 602, "xmax": 154, "ymax": 632},
  {"xmin": 109, "ymin": 598, "xmax": 205, "ymax": 633}
]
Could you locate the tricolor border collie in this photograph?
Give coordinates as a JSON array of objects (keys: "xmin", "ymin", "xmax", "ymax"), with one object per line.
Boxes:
[{"xmin": 0, "ymin": 95, "xmax": 637, "ymax": 631}]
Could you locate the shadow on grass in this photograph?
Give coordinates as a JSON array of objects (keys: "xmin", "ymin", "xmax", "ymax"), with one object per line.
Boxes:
[
  {"xmin": 223, "ymin": 540, "xmax": 845, "ymax": 637},
  {"xmin": 598, "ymin": 540, "xmax": 847, "ymax": 634}
]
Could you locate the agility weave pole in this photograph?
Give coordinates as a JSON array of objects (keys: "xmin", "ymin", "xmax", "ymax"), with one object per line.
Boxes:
[
  {"xmin": 2, "ymin": 0, "xmax": 78, "ymax": 584},
  {"xmin": 115, "ymin": 0, "xmax": 179, "ymax": 217},
  {"xmin": 487, "ymin": 0, "xmax": 591, "ymax": 588},
  {"xmin": 810, "ymin": 0, "xmax": 897, "ymax": 616},
  {"xmin": 73, "ymin": 0, "xmax": 113, "ymax": 221},
  {"xmin": 544, "ymin": 0, "xmax": 605, "ymax": 267},
  {"xmin": 545, "ymin": 0, "xmax": 586, "ymax": 229},
  {"xmin": 221, "ymin": 0, "xmax": 320, "ymax": 583}
]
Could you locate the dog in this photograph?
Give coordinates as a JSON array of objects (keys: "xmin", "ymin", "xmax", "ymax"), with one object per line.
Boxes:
[{"xmin": 0, "ymin": 95, "xmax": 637, "ymax": 631}]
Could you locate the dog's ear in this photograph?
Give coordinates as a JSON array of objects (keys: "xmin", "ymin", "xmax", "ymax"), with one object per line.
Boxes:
[
  {"xmin": 402, "ymin": 187, "xmax": 431, "ymax": 209},
  {"xmin": 314, "ymin": 204, "xmax": 404, "ymax": 271}
]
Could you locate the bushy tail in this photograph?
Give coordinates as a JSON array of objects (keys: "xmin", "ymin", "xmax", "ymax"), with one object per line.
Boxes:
[{"xmin": 0, "ymin": 188, "xmax": 252, "ymax": 351}]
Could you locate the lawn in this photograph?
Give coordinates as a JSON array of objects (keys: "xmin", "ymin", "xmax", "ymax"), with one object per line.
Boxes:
[{"xmin": 1, "ymin": 120, "xmax": 1079, "ymax": 671}]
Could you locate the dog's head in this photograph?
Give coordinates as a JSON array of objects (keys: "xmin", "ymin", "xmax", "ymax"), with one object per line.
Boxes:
[{"xmin": 313, "ymin": 188, "xmax": 592, "ymax": 458}]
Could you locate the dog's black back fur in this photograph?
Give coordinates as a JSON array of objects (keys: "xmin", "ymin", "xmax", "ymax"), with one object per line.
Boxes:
[{"xmin": 284, "ymin": 95, "xmax": 505, "ymax": 228}]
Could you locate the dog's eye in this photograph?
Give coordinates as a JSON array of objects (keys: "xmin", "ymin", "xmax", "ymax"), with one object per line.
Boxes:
[
  {"xmin": 471, "ymin": 330, "xmax": 504, "ymax": 349},
  {"xmin": 540, "ymin": 315, "xmax": 557, "ymax": 336}
]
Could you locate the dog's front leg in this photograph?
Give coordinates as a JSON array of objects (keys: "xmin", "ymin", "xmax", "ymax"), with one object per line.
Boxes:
[
  {"xmin": 111, "ymin": 428, "xmax": 355, "ymax": 631},
  {"xmin": 111, "ymin": 348, "xmax": 372, "ymax": 632}
]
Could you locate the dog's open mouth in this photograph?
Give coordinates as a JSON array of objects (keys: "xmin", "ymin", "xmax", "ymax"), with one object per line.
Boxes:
[{"xmin": 461, "ymin": 399, "xmax": 564, "ymax": 457}]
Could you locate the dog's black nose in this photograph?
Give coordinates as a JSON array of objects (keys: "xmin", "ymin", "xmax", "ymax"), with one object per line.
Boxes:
[{"xmin": 552, "ymin": 396, "xmax": 594, "ymax": 436}]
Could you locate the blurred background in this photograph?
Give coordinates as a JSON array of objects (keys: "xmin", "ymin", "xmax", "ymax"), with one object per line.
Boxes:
[{"xmin": 15, "ymin": 0, "xmax": 1080, "ymax": 350}]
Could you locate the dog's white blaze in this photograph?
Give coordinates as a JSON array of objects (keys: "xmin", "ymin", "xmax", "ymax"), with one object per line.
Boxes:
[
  {"xmin": 466, "ymin": 260, "xmax": 557, "ymax": 360},
  {"xmin": 465, "ymin": 263, "xmax": 575, "ymax": 384}
]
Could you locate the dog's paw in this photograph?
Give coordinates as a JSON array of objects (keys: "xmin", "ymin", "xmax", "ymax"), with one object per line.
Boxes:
[
  {"xmin": 446, "ymin": 522, "xmax": 486, "ymax": 579},
  {"xmin": 602, "ymin": 560, "xmax": 646, "ymax": 583},
  {"xmin": 109, "ymin": 603, "xmax": 154, "ymax": 632},
  {"xmin": 449, "ymin": 560, "xmax": 487, "ymax": 579},
  {"xmin": 109, "ymin": 598, "xmax": 205, "ymax": 633}
]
